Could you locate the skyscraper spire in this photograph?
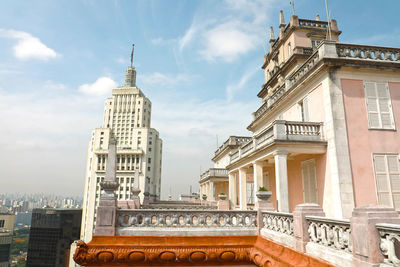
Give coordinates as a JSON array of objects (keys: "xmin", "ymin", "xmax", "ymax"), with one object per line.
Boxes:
[{"xmin": 130, "ymin": 44, "xmax": 135, "ymax": 68}]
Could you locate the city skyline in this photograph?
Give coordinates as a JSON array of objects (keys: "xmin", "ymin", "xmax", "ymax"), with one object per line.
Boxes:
[{"xmin": 1, "ymin": 0, "xmax": 400, "ymax": 199}]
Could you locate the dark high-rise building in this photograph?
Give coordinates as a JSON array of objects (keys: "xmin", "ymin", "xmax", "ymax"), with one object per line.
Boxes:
[{"xmin": 27, "ymin": 208, "xmax": 81, "ymax": 267}]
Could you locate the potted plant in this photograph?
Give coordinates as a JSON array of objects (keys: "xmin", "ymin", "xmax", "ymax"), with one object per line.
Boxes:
[
  {"xmin": 202, "ymin": 194, "xmax": 207, "ymax": 200},
  {"xmin": 218, "ymin": 192, "xmax": 227, "ymax": 200},
  {"xmin": 256, "ymin": 186, "xmax": 272, "ymax": 201}
]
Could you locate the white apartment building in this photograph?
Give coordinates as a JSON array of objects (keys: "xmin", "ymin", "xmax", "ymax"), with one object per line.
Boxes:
[{"xmin": 80, "ymin": 66, "xmax": 162, "ymax": 242}]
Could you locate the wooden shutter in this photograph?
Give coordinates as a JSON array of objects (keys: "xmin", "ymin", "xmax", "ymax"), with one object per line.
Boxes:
[
  {"xmin": 387, "ymin": 155, "xmax": 400, "ymax": 210},
  {"xmin": 365, "ymin": 82, "xmax": 394, "ymax": 129},
  {"xmin": 377, "ymin": 83, "xmax": 394, "ymax": 129},
  {"xmin": 302, "ymin": 160, "xmax": 318, "ymax": 203},
  {"xmin": 373, "ymin": 155, "xmax": 392, "ymax": 206},
  {"xmin": 365, "ymin": 82, "xmax": 380, "ymax": 128}
]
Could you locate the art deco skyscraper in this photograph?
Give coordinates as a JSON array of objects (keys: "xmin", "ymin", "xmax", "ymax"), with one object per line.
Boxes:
[{"xmin": 80, "ymin": 66, "xmax": 162, "ymax": 242}]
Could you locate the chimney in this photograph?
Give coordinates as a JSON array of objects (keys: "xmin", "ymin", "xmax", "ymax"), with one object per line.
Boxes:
[{"xmin": 315, "ymin": 14, "xmax": 320, "ymax": 21}]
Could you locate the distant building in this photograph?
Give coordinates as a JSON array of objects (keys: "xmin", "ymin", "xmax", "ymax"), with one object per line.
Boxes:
[
  {"xmin": 81, "ymin": 65, "xmax": 163, "ymax": 242},
  {"xmin": 0, "ymin": 213, "xmax": 15, "ymax": 267},
  {"xmin": 26, "ymin": 208, "xmax": 81, "ymax": 267}
]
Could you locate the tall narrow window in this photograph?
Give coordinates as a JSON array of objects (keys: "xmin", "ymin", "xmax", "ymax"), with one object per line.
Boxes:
[
  {"xmin": 298, "ymin": 96, "xmax": 309, "ymax": 122},
  {"xmin": 288, "ymin": 42, "xmax": 292, "ymax": 57},
  {"xmin": 373, "ymin": 154, "xmax": 400, "ymax": 210},
  {"xmin": 364, "ymin": 82, "xmax": 394, "ymax": 129},
  {"xmin": 301, "ymin": 159, "xmax": 318, "ymax": 203}
]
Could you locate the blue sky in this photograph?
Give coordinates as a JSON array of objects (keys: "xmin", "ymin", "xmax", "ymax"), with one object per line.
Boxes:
[{"xmin": 1, "ymin": 0, "xmax": 400, "ymax": 198}]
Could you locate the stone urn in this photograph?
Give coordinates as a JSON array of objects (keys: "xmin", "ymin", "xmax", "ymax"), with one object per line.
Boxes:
[
  {"xmin": 218, "ymin": 194, "xmax": 227, "ymax": 200},
  {"xmin": 202, "ymin": 194, "xmax": 207, "ymax": 200},
  {"xmin": 256, "ymin": 190, "xmax": 272, "ymax": 202}
]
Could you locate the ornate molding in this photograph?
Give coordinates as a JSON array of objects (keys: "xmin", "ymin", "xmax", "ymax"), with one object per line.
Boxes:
[{"xmin": 74, "ymin": 235, "xmax": 334, "ymax": 266}]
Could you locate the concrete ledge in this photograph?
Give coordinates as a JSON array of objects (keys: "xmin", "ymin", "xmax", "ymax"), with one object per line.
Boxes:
[
  {"xmin": 260, "ymin": 228, "xmax": 294, "ymax": 248},
  {"xmin": 306, "ymin": 242, "xmax": 353, "ymax": 267}
]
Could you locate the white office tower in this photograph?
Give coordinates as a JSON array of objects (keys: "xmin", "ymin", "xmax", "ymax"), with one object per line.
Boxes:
[{"xmin": 80, "ymin": 66, "xmax": 162, "ymax": 242}]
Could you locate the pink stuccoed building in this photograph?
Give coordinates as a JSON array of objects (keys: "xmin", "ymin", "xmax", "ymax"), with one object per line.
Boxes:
[{"xmin": 205, "ymin": 11, "xmax": 400, "ymax": 219}]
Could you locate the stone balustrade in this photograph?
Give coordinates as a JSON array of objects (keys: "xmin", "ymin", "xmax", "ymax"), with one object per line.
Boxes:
[
  {"xmin": 377, "ymin": 223, "xmax": 400, "ymax": 266},
  {"xmin": 230, "ymin": 120, "xmax": 324, "ymax": 163},
  {"xmin": 214, "ymin": 136, "xmax": 252, "ymax": 157},
  {"xmin": 200, "ymin": 168, "xmax": 228, "ymax": 181},
  {"xmin": 298, "ymin": 19, "xmax": 328, "ymax": 29},
  {"xmin": 117, "ymin": 209, "xmax": 257, "ymax": 229},
  {"xmin": 336, "ymin": 43, "xmax": 400, "ymax": 62},
  {"xmin": 262, "ymin": 211, "xmax": 294, "ymax": 236},
  {"xmin": 306, "ymin": 216, "xmax": 352, "ymax": 253}
]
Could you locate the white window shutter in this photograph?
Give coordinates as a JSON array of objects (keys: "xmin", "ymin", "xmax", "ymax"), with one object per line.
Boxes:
[
  {"xmin": 365, "ymin": 82, "xmax": 380, "ymax": 128},
  {"xmin": 387, "ymin": 155, "xmax": 400, "ymax": 209}
]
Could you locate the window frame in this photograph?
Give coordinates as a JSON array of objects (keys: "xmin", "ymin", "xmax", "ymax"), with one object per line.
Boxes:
[
  {"xmin": 372, "ymin": 153, "xmax": 400, "ymax": 210},
  {"xmin": 364, "ymin": 81, "xmax": 395, "ymax": 130}
]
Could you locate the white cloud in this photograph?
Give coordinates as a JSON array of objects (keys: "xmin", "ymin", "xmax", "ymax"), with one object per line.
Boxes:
[
  {"xmin": 200, "ymin": 21, "xmax": 259, "ymax": 62},
  {"xmin": 179, "ymin": 23, "xmax": 197, "ymax": 51},
  {"xmin": 0, "ymin": 29, "xmax": 59, "ymax": 61},
  {"xmin": 44, "ymin": 80, "xmax": 67, "ymax": 90},
  {"xmin": 78, "ymin": 77, "xmax": 118, "ymax": 96},
  {"xmin": 176, "ymin": 0, "xmax": 277, "ymax": 62},
  {"xmin": 139, "ymin": 72, "xmax": 193, "ymax": 87}
]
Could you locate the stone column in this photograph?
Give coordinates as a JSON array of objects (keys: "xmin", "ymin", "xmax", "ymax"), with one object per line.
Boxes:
[
  {"xmin": 209, "ymin": 180, "xmax": 215, "ymax": 201},
  {"xmin": 293, "ymin": 203, "xmax": 325, "ymax": 253},
  {"xmin": 95, "ymin": 137, "xmax": 119, "ymax": 236},
  {"xmin": 239, "ymin": 168, "xmax": 247, "ymax": 210},
  {"xmin": 253, "ymin": 162, "xmax": 263, "ymax": 204},
  {"xmin": 274, "ymin": 151, "xmax": 289, "ymax": 212},
  {"xmin": 351, "ymin": 205, "xmax": 400, "ymax": 267},
  {"xmin": 228, "ymin": 172, "xmax": 236, "ymax": 209}
]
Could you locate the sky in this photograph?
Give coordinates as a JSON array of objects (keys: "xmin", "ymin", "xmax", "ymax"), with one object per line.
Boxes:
[{"xmin": 1, "ymin": 0, "xmax": 400, "ymax": 199}]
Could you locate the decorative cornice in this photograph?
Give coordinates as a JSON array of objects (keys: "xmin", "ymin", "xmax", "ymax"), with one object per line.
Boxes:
[{"xmin": 73, "ymin": 235, "xmax": 334, "ymax": 266}]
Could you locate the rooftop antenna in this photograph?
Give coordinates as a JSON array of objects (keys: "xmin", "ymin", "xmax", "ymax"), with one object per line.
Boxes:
[
  {"xmin": 325, "ymin": 0, "xmax": 332, "ymax": 40},
  {"xmin": 290, "ymin": 0, "xmax": 295, "ymax": 15},
  {"xmin": 130, "ymin": 43, "xmax": 135, "ymax": 68}
]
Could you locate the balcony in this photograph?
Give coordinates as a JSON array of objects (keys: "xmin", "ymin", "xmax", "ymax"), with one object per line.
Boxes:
[
  {"xmin": 231, "ymin": 120, "xmax": 324, "ymax": 164},
  {"xmin": 200, "ymin": 168, "xmax": 228, "ymax": 182}
]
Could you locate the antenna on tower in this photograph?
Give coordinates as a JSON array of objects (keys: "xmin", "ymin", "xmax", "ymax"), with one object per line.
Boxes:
[
  {"xmin": 130, "ymin": 44, "xmax": 135, "ymax": 68},
  {"xmin": 290, "ymin": 0, "xmax": 295, "ymax": 15},
  {"xmin": 325, "ymin": 0, "xmax": 332, "ymax": 40}
]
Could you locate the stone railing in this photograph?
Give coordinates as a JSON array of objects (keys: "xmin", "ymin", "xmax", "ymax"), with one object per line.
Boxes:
[
  {"xmin": 214, "ymin": 136, "xmax": 252, "ymax": 157},
  {"xmin": 230, "ymin": 120, "xmax": 324, "ymax": 163},
  {"xmin": 306, "ymin": 216, "xmax": 352, "ymax": 253},
  {"xmin": 298, "ymin": 19, "xmax": 328, "ymax": 29},
  {"xmin": 286, "ymin": 121, "xmax": 322, "ymax": 138},
  {"xmin": 336, "ymin": 43, "xmax": 400, "ymax": 62},
  {"xmin": 377, "ymin": 223, "xmax": 400, "ymax": 266},
  {"xmin": 262, "ymin": 211, "xmax": 294, "ymax": 236},
  {"xmin": 200, "ymin": 168, "xmax": 228, "ymax": 181},
  {"xmin": 117, "ymin": 209, "xmax": 257, "ymax": 228}
]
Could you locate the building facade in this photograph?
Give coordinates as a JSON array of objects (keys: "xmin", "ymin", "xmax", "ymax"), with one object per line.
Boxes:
[
  {"xmin": 0, "ymin": 213, "xmax": 14, "ymax": 267},
  {"xmin": 26, "ymin": 208, "xmax": 81, "ymax": 267},
  {"xmin": 200, "ymin": 136, "xmax": 251, "ymax": 201},
  {"xmin": 211, "ymin": 12, "xmax": 400, "ymax": 219},
  {"xmin": 81, "ymin": 66, "xmax": 163, "ymax": 242}
]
